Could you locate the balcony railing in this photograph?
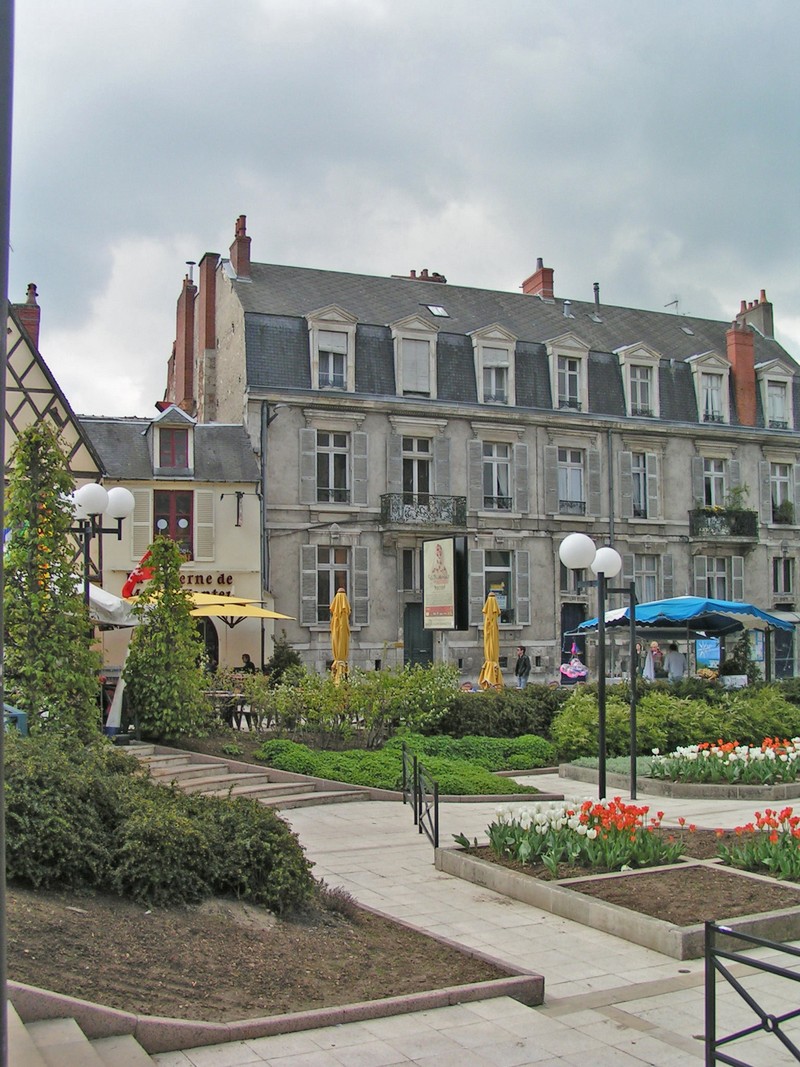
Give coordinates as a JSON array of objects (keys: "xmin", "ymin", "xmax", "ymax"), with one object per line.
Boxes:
[
  {"xmin": 559, "ymin": 499, "xmax": 587, "ymax": 516},
  {"xmin": 689, "ymin": 508, "xmax": 758, "ymax": 539},
  {"xmin": 380, "ymin": 493, "xmax": 467, "ymax": 526}
]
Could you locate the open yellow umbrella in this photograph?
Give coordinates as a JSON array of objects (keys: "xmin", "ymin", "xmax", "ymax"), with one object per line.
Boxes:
[
  {"xmin": 478, "ymin": 592, "xmax": 504, "ymax": 689},
  {"xmin": 330, "ymin": 588, "xmax": 351, "ymax": 685},
  {"xmin": 190, "ymin": 603, "xmax": 295, "ymax": 629}
]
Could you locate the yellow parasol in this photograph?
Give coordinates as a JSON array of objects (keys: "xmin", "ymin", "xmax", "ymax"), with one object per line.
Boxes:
[
  {"xmin": 329, "ymin": 588, "xmax": 351, "ymax": 685},
  {"xmin": 477, "ymin": 592, "xmax": 504, "ymax": 689},
  {"xmin": 190, "ymin": 603, "xmax": 295, "ymax": 629}
]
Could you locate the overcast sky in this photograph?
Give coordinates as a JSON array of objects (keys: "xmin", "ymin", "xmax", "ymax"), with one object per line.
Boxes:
[{"xmin": 8, "ymin": 0, "xmax": 800, "ymax": 417}]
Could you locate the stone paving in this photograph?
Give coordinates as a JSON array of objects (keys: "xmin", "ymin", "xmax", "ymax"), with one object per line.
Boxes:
[{"xmin": 153, "ymin": 774, "xmax": 800, "ymax": 1066}]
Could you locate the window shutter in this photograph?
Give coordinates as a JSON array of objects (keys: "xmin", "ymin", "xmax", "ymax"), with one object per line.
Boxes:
[
  {"xmin": 300, "ymin": 545, "xmax": 318, "ymax": 626},
  {"xmin": 318, "ymin": 330, "xmax": 347, "ymax": 354},
  {"xmin": 515, "ymin": 550, "xmax": 530, "ymax": 625},
  {"xmin": 194, "ymin": 490, "xmax": 215, "ymax": 562},
  {"xmin": 386, "ymin": 434, "xmax": 402, "ymax": 494},
  {"xmin": 467, "ymin": 440, "xmax": 483, "ymax": 512},
  {"xmin": 352, "ymin": 546, "xmax": 369, "ymax": 625},
  {"xmin": 513, "ymin": 444, "xmax": 529, "ymax": 513},
  {"xmin": 587, "ymin": 449, "xmax": 601, "ymax": 516},
  {"xmin": 619, "ymin": 452, "xmax": 633, "ymax": 519},
  {"xmin": 402, "ymin": 338, "xmax": 430, "ymax": 393},
  {"xmin": 693, "ymin": 555, "xmax": 707, "ymax": 597},
  {"xmin": 662, "ymin": 554, "xmax": 674, "ymax": 598},
  {"xmin": 758, "ymin": 460, "xmax": 772, "ymax": 523},
  {"xmin": 544, "ymin": 445, "xmax": 558, "ymax": 514},
  {"xmin": 299, "ymin": 428, "xmax": 317, "ymax": 504},
  {"xmin": 691, "ymin": 456, "xmax": 704, "ymax": 504},
  {"xmin": 621, "ymin": 553, "xmax": 635, "ymax": 585},
  {"xmin": 793, "ymin": 463, "xmax": 800, "ymax": 510},
  {"xmin": 131, "ymin": 489, "xmax": 152, "ymax": 560},
  {"xmin": 469, "ymin": 548, "xmax": 484, "ymax": 625},
  {"xmin": 731, "ymin": 555, "xmax": 744, "ymax": 601},
  {"xmin": 729, "ymin": 460, "xmax": 741, "ymax": 493},
  {"xmin": 433, "ymin": 434, "xmax": 450, "ymax": 494},
  {"xmin": 646, "ymin": 453, "xmax": 659, "ymax": 519},
  {"xmin": 351, "ymin": 432, "xmax": 368, "ymax": 506}
]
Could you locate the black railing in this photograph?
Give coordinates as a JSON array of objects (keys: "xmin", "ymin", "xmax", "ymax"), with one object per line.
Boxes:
[
  {"xmin": 559, "ymin": 499, "xmax": 586, "ymax": 516},
  {"xmin": 401, "ymin": 743, "xmax": 439, "ymax": 849},
  {"xmin": 558, "ymin": 398, "xmax": 581, "ymax": 411},
  {"xmin": 705, "ymin": 922, "xmax": 800, "ymax": 1064},
  {"xmin": 689, "ymin": 508, "xmax": 759, "ymax": 539},
  {"xmin": 483, "ymin": 495, "xmax": 513, "ymax": 511},
  {"xmin": 381, "ymin": 493, "xmax": 467, "ymax": 526}
]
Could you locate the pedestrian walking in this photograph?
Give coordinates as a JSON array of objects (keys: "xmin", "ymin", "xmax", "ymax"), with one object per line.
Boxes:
[{"xmin": 514, "ymin": 645, "xmax": 531, "ymax": 689}]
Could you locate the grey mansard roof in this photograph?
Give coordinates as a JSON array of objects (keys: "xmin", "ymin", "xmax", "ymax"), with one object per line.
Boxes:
[
  {"xmin": 231, "ymin": 262, "xmax": 798, "ymax": 427},
  {"xmin": 79, "ymin": 417, "xmax": 260, "ymax": 482}
]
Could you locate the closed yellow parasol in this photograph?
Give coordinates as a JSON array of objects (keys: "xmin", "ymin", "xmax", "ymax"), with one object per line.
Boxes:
[
  {"xmin": 330, "ymin": 587, "xmax": 351, "ymax": 685},
  {"xmin": 478, "ymin": 592, "xmax": 504, "ymax": 689}
]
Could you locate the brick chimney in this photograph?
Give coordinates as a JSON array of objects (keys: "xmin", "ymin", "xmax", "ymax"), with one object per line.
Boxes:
[
  {"xmin": 521, "ymin": 258, "xmax": 555, "ymax": 301},
  {"xmin": 735, "ymin": 289, "xmax": 774, "ymax": 339},
  {"xmin": 726, "ymin": 319, "xmax": 757, "ymax": 427},
  {"xmin": 173, "ymin": 273, "xmax": 197, "ymax": 413},
  {"xmin": 229, "ymin": 214, "xmax": 251, "ymax": 278},
  {"xmin": 198, "ymin": 252, "xmax": 219, "ymax": 351},
  {"xmin": 14, "ymin": 283, "xmax": 41, "ymax": 348}
]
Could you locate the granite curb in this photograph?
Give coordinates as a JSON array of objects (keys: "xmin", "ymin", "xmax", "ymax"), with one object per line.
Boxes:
[{"xmin": 436, "ymin": 845, "xmax": 800, "ymax": 960}]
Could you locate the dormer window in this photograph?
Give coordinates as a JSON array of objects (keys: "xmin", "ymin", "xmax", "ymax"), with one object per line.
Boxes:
[
  {"xmin": 701, "ymin": 372, "xmax": 724, "ymax": 422},
  {"xmin": 547, "ymin": 333, "xmax": 590, "ymax": 414},
  {"xmin": 756, "ymin": 360, "xmax": 795, "ymax": 431},
  {"xmin": 471, "ymin": 324, "xmax": 516, "ymax": 406},
  {"xmin": 318, "ymin": 332, "xmax": 347, "ymax": 389},
  {"xmin": 307, "ymin": 306, "xmax": 358, "ymax": 393},
  {"xmin": 688, "ymin": 351, "xmax": 731, "ymax": 425},
  {"xmin": 152, "ymin": 405, "xmax": 195, "ymax": 476},
  {"xmin": 159, "ymin": 427, "xmax": 189, "ymax": 469},
  {"xmin": 390, "ymin": 315, "xmax": 439, "ymax": 399},
  {"xmin": 616, "ymin": 343, "xmax": 661, "ymax": 418}
]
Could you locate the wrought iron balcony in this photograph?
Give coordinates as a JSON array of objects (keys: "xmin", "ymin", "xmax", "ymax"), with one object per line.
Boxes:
[
  {"xmin": 380, "ymin": 493, "xmax": 467, "ymax": 526},
  {"xmin": 689, "ymin": 508, "xmax": 758, "ymax": 540}
]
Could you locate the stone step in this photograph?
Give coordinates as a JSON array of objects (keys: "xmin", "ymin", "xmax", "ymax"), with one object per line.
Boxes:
[
  {"xmin": 146, "ymin": 762, "xmax": 225, "ymax": 782},
  {"xmin": 8, "ymin": 1003, "xmax": 49, "ymax": 1067},
  {"xmin": 91, "ymin": 1033, "xmax": 155, "ymax": 1066},
  {"xmin": 203, "ymin": 779, "xmax": 320, "ymax": 800},
  {"xmin": 25, "ymin": 1017, "xmax": 107, "ymax": 1067},
  {"xmin": 137, "ymin": 754, "xmax": 192, "ymax": 770},
  {"xmin": 265, "ymin": 788, "xmax": 371, "ymax": 809},
  {"xmin": 177, "ymin": 770, "xmax": 275, "ymax": 793}
]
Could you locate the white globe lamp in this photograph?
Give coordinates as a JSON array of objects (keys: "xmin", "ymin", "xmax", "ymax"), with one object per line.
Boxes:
[
  {"xmin": 558, "ymin": 532, "xmax": 597, "ymax": 570},
  {"xmin": 74, "ymin": 482, "xmax": 109, "ymax": 516},
  {"xmin": 591, "ymin": 546, "xmax": 622, "ymax": 579},
  {"xmin": 106, "ymin": 486, "xmax": 136, "ymax": 520}
]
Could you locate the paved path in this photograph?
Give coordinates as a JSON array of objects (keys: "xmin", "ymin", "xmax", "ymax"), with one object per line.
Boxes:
[{"xmin": 154, "ymin": 774, "xmax": 800, "ymax": 1066}]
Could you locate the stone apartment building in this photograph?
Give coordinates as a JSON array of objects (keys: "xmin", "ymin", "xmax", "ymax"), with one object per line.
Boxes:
[{"xmin": 162, "ymin": 216, "xmax": 800, "ymax": 680}]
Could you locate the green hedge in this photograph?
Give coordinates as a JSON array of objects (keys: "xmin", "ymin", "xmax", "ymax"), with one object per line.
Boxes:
[
  {"xmin": 5, "ymin": 734, "xmax": 314, "ymax": 912},
  {"xmin": 425, "ymin": 684, "xmax": 568, "ymax": 739},
  {"xmin": 387, "ymin": 732, "xmax": 556, "ymax": 770},
  {"xmin": 255, "ymin": 738, "xmax": 539, "ymax": 795},
  {"xmin": 551, "ymin": 684, "xmax": 800, "ymax": 761}
]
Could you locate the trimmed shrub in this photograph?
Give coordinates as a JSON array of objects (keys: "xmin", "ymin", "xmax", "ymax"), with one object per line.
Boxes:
[
  {"xmin": 5, "ymin": 734, "xmax": 314, "ymax": 912},
  {"xmin": 426, "ymin": 684, "xmax": 568, "ymax": 739},
  {"xmin": 387, "ymin": 732, "xmax": 556, "ymax": 770}
]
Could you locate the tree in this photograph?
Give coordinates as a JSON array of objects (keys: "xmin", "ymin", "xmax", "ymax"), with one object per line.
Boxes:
[
  {"xmin": 4, "ymin": 424, "xmax": 102, "ymax": 740},
  {"xmin": 264, "ymin": 629, "xmax": 303, "ymax": 687},
  {"xmin": 123, "ymin": 536, "xmax": 211, "ymax": 740}
]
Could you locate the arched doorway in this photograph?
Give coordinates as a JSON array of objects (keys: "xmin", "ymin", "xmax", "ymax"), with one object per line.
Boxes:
[{"xmin": 196, "ymin": 618, "xmax": 219, "ymax": 672}]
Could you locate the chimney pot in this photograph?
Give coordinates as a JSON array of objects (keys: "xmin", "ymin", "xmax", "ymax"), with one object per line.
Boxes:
[
  {"xmin": 14, "ymin": 283, "xmax": 41, "ymax": 348},
  {"xmin": 760, "ymin": 289, "xmax": 767, "ymax": 304},
  {"xmin": 229, "ymin": 214, "xmax": 251, "ymax": 278},
  {"xmin": 593, "ymin": 282, "xmax": 600, "ymax": 309}
]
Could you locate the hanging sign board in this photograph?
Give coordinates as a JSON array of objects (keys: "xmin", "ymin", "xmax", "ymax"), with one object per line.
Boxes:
[{"xmin": 423, "ymin": 536, "xmax": 468, "ymax": 630}]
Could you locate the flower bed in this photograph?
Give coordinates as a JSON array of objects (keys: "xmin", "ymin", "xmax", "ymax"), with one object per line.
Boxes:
[
  {"xmin": 455, "ymin": 797, "xmax": 689, "ymax": 875},
  {"xmin": 650, "ymin": 738, "xmax": 800, "ymax": 785},
  {"xmin": 718, "ymin": 806, "xmax": 800, "ymax": 881}
]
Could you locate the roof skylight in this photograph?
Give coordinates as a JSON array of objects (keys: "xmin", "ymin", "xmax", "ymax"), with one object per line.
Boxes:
[{"xmin": 426, "ymin": 305, "xmax": 449, "ymax": 317}]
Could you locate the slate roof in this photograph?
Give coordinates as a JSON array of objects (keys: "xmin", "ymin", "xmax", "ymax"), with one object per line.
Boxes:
[
  {"xmin": 79, "ymin": 417, "xmax": 260, "ymax": 482},
  {"xmin": 231, "ymin": 262, "xmax": 798, "ymax": 427}
]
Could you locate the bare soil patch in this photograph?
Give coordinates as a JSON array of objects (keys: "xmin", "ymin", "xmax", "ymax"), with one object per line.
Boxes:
[
  {"xmin": 7, "ymin": 885, "xmax": 508, "ymax": 1023},
  {"xmin": 467, "ymin": 830, "xmax": 800, "ymax": 926}
]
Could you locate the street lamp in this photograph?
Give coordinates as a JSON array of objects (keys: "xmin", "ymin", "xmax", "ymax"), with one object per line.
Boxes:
[
  {"xmin": 71, "ymin": 484, "xmax": 136, "ymax": 606},
  {"xmin": 558, "ymin": 533, "xmax": 623, "ymax": 801}
]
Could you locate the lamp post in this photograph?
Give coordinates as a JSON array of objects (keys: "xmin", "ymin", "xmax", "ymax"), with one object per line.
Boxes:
[
  {"xmin": 71, "ymin": 484, "xmax": 136, "ymax": 606},
  {"xmin": 558, "ymin": 533, "xmax": 624, "ymax": 801}
]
